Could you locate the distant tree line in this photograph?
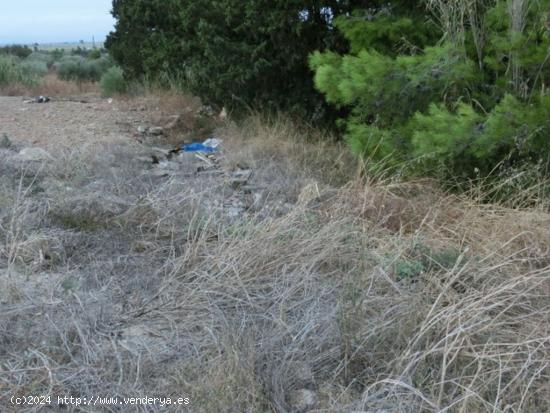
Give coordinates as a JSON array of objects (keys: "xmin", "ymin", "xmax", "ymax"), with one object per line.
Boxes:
[{"xmin": 0, "ymin": 45, "xmax": 32, "ymax": 59}]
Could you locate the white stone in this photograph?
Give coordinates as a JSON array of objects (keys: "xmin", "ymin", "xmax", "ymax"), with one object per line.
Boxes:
[{"xmin": 149, "ymin": 126, "xmax": 164, "ymax": 136}]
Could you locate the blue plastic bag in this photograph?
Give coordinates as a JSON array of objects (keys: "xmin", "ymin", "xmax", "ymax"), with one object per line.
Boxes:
[
  {"xmin": 182, "ymin": 143, "xmax": 216, "ymax": 152},
  {"xmin": 182, "ymin": 137, "xmax": 221, "ymax": 152}
]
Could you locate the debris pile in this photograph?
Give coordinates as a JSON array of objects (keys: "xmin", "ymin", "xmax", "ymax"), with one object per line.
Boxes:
[
  {"xmin": 24, "ymin": 96, "xmax": 50, "ymax": 104},
  {"xmin": 139, "ymin": 137, "xmax": 260, "ymax": 220}
]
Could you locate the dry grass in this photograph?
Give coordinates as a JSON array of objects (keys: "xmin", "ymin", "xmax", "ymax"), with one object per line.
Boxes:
[
  {"xmin": 0, "ymin": 74, "xmax": 99, "ymax": 97},
  {"xmin": 0, "ymin": 113, "xmax": 548, "ymax": 413}
]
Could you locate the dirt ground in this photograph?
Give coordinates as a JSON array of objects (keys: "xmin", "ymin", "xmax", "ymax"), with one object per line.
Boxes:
[{"xmin": 0, "ymin": 96, "xmax": 143, "ymax": 150}]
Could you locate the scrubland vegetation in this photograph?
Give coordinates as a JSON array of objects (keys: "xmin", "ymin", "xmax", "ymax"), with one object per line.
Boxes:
[
  {"xmin": 1, "ymin": 1, "xmax": 550, "ymax": 412},
  {"xmin": 0, "ymin": 44, "xmax": 123, "ymax": 96}
]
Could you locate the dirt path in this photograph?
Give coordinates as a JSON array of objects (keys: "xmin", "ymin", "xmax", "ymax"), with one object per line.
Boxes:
[{"xmin": 0, "ymin": 96, "xmax": 144, "ymax": 150}]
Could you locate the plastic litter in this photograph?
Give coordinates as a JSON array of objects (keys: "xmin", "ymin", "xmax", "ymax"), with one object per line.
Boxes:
[
  {"xmin": 182, "ymin": 137, "xmax": 222, "ymax": 153},
  {"xmin": 183, "ymin": 143, "xmax": 216, "ymax": 152},
  {"xmin": 203, "ymin": 138, "xmax": 221, "ymax": 149},
  {"xmin": 24, "ymin": 96, "xmax": 50, "ymax": 104}
]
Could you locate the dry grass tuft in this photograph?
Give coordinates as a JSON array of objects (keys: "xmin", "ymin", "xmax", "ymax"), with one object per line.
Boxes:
[
  {"xmin": 0, "ymin": 74, "xmax": 98, "ymax": 97},
  {"xmin": 0, "ymin": 110, "xmax": 548, "ymax": 413}
]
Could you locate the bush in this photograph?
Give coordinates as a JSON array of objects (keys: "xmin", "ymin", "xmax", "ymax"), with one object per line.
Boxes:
[
  {"xmin": 100, "ymin": 66, "xmax": 126, "ymax": 96},
  {"xmin": 0, "ymin": 55, "xmax": 39, "ymax": 86},
  {"xmin": 0, "ymin": 55, "xmax": 20, "ymax": 85},
  {"xmin": 311, "ymin": 1, "xmax": 550, "ymax": 180},
  {"xmin": 0, "ymin": 44, "xmax": 32, "ymax": 59},
  {"xmin": 88, "ymin": 49, "xmax": 101, "ymax": 60},
  {"xmin": 57, "ymin": 55, "xmax": 112, "ymax": 83},
  {"xmin": 25, "ymin": 51, "xmax": 54, "ymax": 68},
  {"xmin": 20, "ymin": 60, "xmax": 48, "ymax": 78}
]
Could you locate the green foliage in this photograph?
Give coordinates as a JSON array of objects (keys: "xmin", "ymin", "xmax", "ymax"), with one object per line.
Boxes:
[
  {"xmin": 410, "ymin": 102, "xmax": 482, "ymax": 172},
  {"xmin": 57, "ymin": 55, "xmax": 113, "ymax": 83},
  {"xmin": 88, "ymin": 49, "xmax": 101, "ymax": 60},
  {"xmin": 0, "ymin": 55, "xmax": 20, "ymax": 85},
  {"xmin": 71, "ymin": 46, "xmax": 92, "ymax": 57},
  {"xmin": 100, "ymin": 66, "xmax": 127, "ymax": 96},
  {"xmin": 395, "ymin": 258, "xmax": 424, "ymax": 280},
  {"xmin": 105, "ymin": 0, "xmax": 367, "ymax": 116},
  {"xmin": 25, "ymin": 51, "xmax": 54, "ymax": 68},
  {"xmin": 0, "ymin": 54, "xmax": 40, "ymax": 86},
  {"xmin": 20, "ymin": 59, "xmax": 49, "ymax": 78},
  {"xmin": 394, "ymin": 243, "xmax": 461, "ymax": 281},
  {"xmin": 51, "ymin": 48, "xmax": 65, "ymax": 61},
  {"xmin": 335, "ymin": 5, "xmax": 438, "ymax": 56},
  {"xmin": 312, "ymin": 0, "xmax": 550, "ymax": 180},
  {"xmin": 20, "ymin": 61, "xmax": 48, "ymax": 79},
  {"xmin": 0, "ymin": 44, "xmax": 32, "ymax": 59}
]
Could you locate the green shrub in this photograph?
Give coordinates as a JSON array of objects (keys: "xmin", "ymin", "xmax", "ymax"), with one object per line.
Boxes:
[
  {"xmin": 20, "ymin": 60, "xmax": 48, "ymax": 78},
  {"xmin": 100, "ymin": 66, "xmax": 127, "ymax": 96},
  {"xmin": 57, "ymin": 55, "xmax": 112, "ymax": 83},
  {"xmin": 0, "ymin": 55, "xmax": 19, "ymax": 85},
  {"xmin": 25, "ymin": 51, "xmax": 54, "ymax": 68},
  {"xmin": 0, "ymin": 54, "xmax": 39, "ymax": 86},
  {"xmin": 88, "ymin": 49, "xmax": 101, "ymax": 60},
  {"xmin": 0, "ymin": 44, "xmax": 32, "ymax": 59}
]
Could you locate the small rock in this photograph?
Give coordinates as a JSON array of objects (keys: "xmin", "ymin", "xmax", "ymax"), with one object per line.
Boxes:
[
  {"xmin": 289, "ymin": 389, "xmax": 317, "ymax": 413},
  {"xmin": 137, "ymin": 125, "xmax": 148, "ymax": 135},
  {"xmin": 230, "ymin": 169, "xmax": 252, "ymax": 188},
  {"xmin": 149, "ymin": 126, "xmax": 164, "ymax": 136},
  {"xmin": 18, "ymin": 147, "xmax": 52, "ymax": 162}
]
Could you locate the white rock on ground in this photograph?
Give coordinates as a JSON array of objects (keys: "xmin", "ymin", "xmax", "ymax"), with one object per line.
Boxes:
[{"xmin": 148, "ymin": 126, "xmax": 164, "ymax": 136}]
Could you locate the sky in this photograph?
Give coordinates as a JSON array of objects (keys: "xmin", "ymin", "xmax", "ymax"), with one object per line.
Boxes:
[{"xmin": 0, "ymin": 0, "xmax": 116, "ymax": 45}]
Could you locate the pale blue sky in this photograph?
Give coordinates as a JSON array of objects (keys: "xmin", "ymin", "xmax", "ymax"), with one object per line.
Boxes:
[{"xmin": 0, "ymin": 0, "xmax": 115, "ymax": 44}]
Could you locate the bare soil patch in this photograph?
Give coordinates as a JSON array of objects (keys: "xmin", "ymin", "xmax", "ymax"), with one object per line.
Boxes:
[{"xmin": 0, "ymin": 96, "xmax": 142, "ymax": 150}]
